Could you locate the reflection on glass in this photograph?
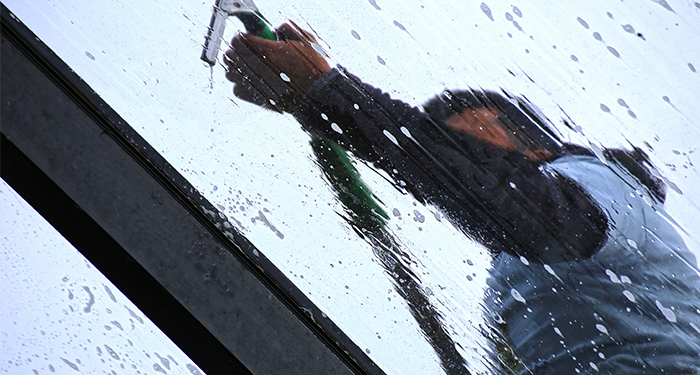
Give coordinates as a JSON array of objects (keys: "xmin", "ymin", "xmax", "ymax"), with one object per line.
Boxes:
[
  {"xmin": 224, "ymin": 12, "xmax": 471, "ymax": 371},
  {"xmin": 8, "ymin": 0, "xmax": 700, "ymax": 373},
  {"xmin": 224, "ymin": 16, "xmax": 700, "ymax": 374}
]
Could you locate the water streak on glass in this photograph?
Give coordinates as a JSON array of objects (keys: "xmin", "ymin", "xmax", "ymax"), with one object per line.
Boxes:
[{"xmin": 5, "ymin": 0, "xmax": 700, "ymax": 373}]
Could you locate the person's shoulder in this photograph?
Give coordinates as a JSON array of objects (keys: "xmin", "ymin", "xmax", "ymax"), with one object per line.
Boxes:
[
  {"xmin": 552, "ymin": 145, "xmax": 666, "ymax": 204},
  {"xmin": 603, "ymin": 147, "xmax": 666, "ymax": 203},
  {"xmin": 547, "ymin": 144, "xmax": 667, "ymax": 215}
]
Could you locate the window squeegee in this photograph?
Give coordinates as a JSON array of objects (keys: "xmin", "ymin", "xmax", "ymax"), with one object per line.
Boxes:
[
  {"xmin": 200, "ymin": 0, "xmax": 275, "ymax": 66},
  {"xmin": 200, "ymin": 0, "xmax": 388, "ymax": 230},
  {"xmin": 198, "ymin": 3, "xmax": 466, "ymax": 368}
]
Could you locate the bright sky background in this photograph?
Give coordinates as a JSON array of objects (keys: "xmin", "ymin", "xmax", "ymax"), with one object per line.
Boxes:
[
  {"xmin": 0, "ymin": 180, "xmax": 204, "ymax": 375},
  {"xmin": 3, "ymin": 0, "xmax": 699, "ymax": 373}
]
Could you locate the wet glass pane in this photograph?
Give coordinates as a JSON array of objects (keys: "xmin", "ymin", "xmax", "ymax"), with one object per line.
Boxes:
[
  {"xmin": 5, "ymin": 0, "xmax": 700, "ymax": 373},
  {"xmin": 0, "ymin": 180, "xmax": 204, "ymax": 375}
]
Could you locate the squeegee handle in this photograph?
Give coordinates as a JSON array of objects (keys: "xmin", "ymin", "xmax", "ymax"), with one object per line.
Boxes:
[{"xmin": 236, "ymin": 12, "xmax": 277, "ymax": 41}]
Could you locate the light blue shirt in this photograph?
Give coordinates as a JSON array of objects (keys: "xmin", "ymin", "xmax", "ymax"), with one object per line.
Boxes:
[{"xmin": 487, "ymin": 154, "xmax": 700, "ymax": 374}]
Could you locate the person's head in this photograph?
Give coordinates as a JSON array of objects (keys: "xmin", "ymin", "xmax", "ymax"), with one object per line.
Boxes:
[{"xmin": 424, "ymin": 90, "xmax": 560, "ymax": 160}]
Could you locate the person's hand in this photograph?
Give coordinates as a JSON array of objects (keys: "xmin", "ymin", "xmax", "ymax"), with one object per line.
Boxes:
[{"xmin": 224, "ymin": 22, "xmax": 331, "ymax": 113}]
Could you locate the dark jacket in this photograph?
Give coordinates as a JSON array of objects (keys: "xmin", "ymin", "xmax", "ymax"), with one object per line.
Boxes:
[
  {"xmin": 294, "ymin": 68, "xmax": 608, "ymax": 264},
  {"xmin": 293, "ymin": 68, "xmax": 700, "ymax": 374}
]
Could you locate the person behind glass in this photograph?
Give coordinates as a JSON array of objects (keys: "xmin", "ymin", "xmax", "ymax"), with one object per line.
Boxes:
[{"xmin": 224, "ymin": 23, "xmax": 700, "ymax": 374}]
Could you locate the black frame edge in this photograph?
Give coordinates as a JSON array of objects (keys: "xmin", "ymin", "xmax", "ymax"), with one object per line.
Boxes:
[
  {"xmin": 0, "ymin": 4, "xmax": 384, "ymax": 375},
  {"xmin": 1, "ymin": 133, "xmax": 253, "ymax": 375}
]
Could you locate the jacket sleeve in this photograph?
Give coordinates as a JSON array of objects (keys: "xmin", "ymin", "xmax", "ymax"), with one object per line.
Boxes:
[{"xmin": 293, "ymin": 68, "xmax": 608, "ymax": 263}]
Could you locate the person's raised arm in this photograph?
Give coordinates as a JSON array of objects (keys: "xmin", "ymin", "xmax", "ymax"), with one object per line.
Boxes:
[{"xmin": 223, "ymin": 24, "xmax": 608, "ymax": 264}]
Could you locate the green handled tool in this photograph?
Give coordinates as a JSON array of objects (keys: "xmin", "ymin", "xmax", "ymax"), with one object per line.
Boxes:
[
  {"xmin": 201, "ymin": 0, "xmax": 388, "ymax": 230},
  {"xmin": 200, "ymin": 5, "xmax": 468, "ymax": 368}
]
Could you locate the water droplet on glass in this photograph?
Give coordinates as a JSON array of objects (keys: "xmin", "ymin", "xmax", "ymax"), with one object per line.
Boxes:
[
  {"xmin": 595, "ymin": 324, "xmax": 609, "ymax": 335},
  {"xmin": 126, "ymin": 306, "xmax": 144, "ymax": 324},
  {"xmin": 513, "ymin": 6, "xmax": 523, "ymax": 17},
  {"xmin": 655, "ymin": 300, "xmax": 677, "ymax": 322},
  {"xmin": 413, "ymin": 210, "xmax": 425, "ymax": 223},
  {"xmin": 651, "ymin": 0, "xmax": 674, "ymax": 12},
  {"xmin": 511, "ymin": 288, "xmax": 526, "ymax": 304},
  {"xmin": 383, "ymin": 129, "xmax": 398, "ymax": 145},
  {"xmin": 543, "ymin": 264, "xmax": 556, "ymax": 276},
  {"xmin": 605, "ymin": 269, "xmax": 621, "ymax": 283},
  {"xmin": 554, "ymin": 326, "xmax": 564, "ymax": 338},
  {"xmin": 622, "ymin": 290, "xmax": 635, "ymax": 302},
  {"xmin": 153, "ymin": 363, "xmax": 167, "ymax": 374},
  {"xmin": 577, "ymin": 17, "xmax": 590, "ymax": 29},
  {"xmin": 82, "ymin": 286, "xmax": 95, "ymax": 313},
  {"xmin": 104, "ymin": 344, "xmax": 120, "ymax": 360},
  {"xmin": 512, "ymin": 21, "xmax": 523, "ymax": 32},
  {"xmin": 104, "ymin": 285, "xmax": 117, "ymax": 302},
  {"xmin": 187, "ymin": 364, "xmax": 203, "ymax": 375},
  {"xmin": 60, "ymin": 358, "xmax": 79, "ymax": 371},
  {"xmin": 481, "ymin": 3, "xmax": 494, "ymax": 21},
  {"xmin": 367, "ymin": 0, "xmax": 381, "ymax": 10}
]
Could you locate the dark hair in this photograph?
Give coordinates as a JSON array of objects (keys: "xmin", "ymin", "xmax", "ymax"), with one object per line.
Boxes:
[
  {"xmin": 422, "ymin": 89, "xmax": 485, "ymax": 124},
  {"xmin": 424, "ymin": 89, "xmax": 667, "ymax": 203}
]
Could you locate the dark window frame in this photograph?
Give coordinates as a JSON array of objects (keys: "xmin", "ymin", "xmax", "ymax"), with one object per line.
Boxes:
[{"xmin": 1, "ymin": 5, "xmax": 382, "ymax": 375}]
